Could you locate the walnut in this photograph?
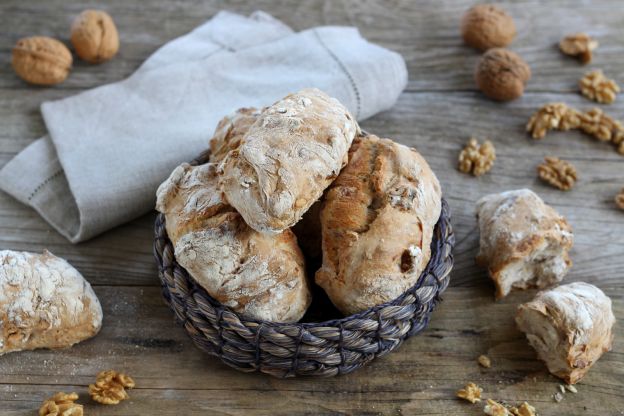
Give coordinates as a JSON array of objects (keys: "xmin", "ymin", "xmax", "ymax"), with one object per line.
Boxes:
[
  {"xmin": 484, "ymin": 399, "xmax": 510, "ymax": 416},
  {"xmin": 537, "ymin": 157, "xmax": 577, "ymax": 191},
  {"xmin": 478, "ymin": 354, "xmax": 492, "ymax": 368},
  {"xmin": 616, "ymin": 188, "xmax": 624, "ymax": 211},
  {"xmin": 461, "ymin": 4, "xmax": 516, "ymax": 51},
  {"xmin": 559, "ymin": 33, "xmax": 598, "ymax": 64},
  {"xmin": 89, "ymin": 370, "xmax": 135, "ymax": 405},
  {"xmin": 71, "ymin": 10, "xmax": 119, "ymax": 63},
  {"xmin": 456, "ymin": 382, "xmax": 483, "ymax": 403},
  {"xmin": 458, "ymin": 138, "xmax": 496, "ymax": 176},
  {"xmin": 39, "ymin": 392, "xmax": 83, "ymax": 416},
  {"xmin": 526, "ymin": 103, "xmax": 581, "ymax": 139},
  {"xmin": 579, "ymin": 70, "xmax": 620, "ymax": 104},
  {"xmin": 510, "ymin": 402, "xmax": 537, "ymax": 416},
  {"xmin": 475, "ymin": 48, "xmax": 531, "ymax": 101},
  {"xmin": 579, "ymin": 107, "xmax": 623, "ymax": 142},
  {"xmin": 11, "ymin": 36, "xmax": 72, "ymax": 85}
]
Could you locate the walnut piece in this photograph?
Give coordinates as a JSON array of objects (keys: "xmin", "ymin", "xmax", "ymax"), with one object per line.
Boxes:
[
  {"xmin": 475, "ymin": 48, "xmax": 531, "ymax": 101},
  {"xmin": 12, "ymin": 37, "xmax": 72, "ymax": 85},
  {"xmin": 537, "ymin": 157, "xmax": 577, "ymax": 191},
  {"xmin": 71, "ymin": 10, "xmax": 119, "ymax": 63},
  {"xmin": 478, "ymin": 354, "xmax": 492, "ymax": 368},
  {"xmin": 526, "ymin": 103, "xmax": 581, "ymax": 139},
  {"xmin": 458, "ymin": 138, "xmax": 496, "ymax": 176},
  {"xmin": 579, "ymin": 70, "xmax": 620, "ymax": 104},
  {"xmin": 39, "ymin": 392, "xmax": 83, "ymax": 416},
  {"xmin": 616, "ymin": 188, "xmax": 624, "ymax": 211},
  {"xmin": 484, "ymin": 399, "xmax": 510, "ymax": 416},
  {"xmin": 580, "ymin": 107, "xmax": 624, "ymax": 142},
  {"xmin": 461, "ymin": 4, "xmax": 516, "ymax": 51},
  {"xmin": 559, "ymin": 33, "xmax": 598, "ymax": 64},
  {"xmin": 456, "ymin": 382, "xmax": 483, "ymax": 403},
  {"xmin": 89, "ymin": 370, "xmax": 135, "ymax": 405},
  {"xmin": 510, "ymin": 402, "xmax": 537, "ymax": 416}
]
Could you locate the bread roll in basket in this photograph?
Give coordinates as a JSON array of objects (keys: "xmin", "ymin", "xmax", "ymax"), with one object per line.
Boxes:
[{"xmin": 153, "ymin": 90, "xmax": 454, "ymax": 377}]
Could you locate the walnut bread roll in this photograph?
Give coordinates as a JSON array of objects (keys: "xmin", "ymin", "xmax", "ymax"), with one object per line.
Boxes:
[
  {"xmin": 315, "ymin": 134, "xmax": 442, "ymax": 315},
  {"xmin": 516, "ymin": 282, "xmax": 615, "ymax": 384},
  {"xmin": 476, "ymin": 189, "xmax": 573, "ymax": 299},
  {"xmin": 156, "ymin": 162, "xmax": 311, "ymax": 323},
  {"xmin": 209, "ymin": 107, "xmax": 262, "ymax": 164},
  {"xmin": 1, "ymin": 250, "xmax": 102, "ymax": 355},
  {"xmin": 219, "ymin": 88, "xmax": 359, "ymax": 234}
]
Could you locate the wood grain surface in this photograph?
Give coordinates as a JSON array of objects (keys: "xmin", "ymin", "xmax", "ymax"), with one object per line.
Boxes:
[{"xmin": 1, "ymin": 1, "xmax": 623, "ymax": 415}]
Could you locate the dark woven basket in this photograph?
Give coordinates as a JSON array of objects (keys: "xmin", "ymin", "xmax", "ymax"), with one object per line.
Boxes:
[{"xmin": 153, "ymin": 150, "xmax": 454, "ymax": 378}]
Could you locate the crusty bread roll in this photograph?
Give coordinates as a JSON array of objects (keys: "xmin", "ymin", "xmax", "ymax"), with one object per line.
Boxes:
[
  {"xmin": 156, "ymin": 162, "xmax": 311, "ymax": 322},
  {"xmin": 476, "ymin": 189, "xmax": 573, "ymax": 299},
  {"xmin": 516, "ymin": 282, "xmax": 615, "ymax": 384},
  {"xmin": 315, "ymin": 134, "xmax": 442, "ymax": 315},
  {"xmin": 209, "ymin": 107, "xmax": 262, "ymax": 164},
  {"xmin": 219, "ymin": 88, "xmax": 359, "ymax": 234},
  {"xmin": 1, "ymin": 250, "xmax": 102, "ymax": 355}
]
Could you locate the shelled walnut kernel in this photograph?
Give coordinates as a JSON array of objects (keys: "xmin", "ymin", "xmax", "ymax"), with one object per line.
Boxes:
[
  {"xmin": 616, "ymin": 188, "xmax": 624, "ymax": 211},
  {"xmin": 458, "ymin": 138, "xmax": 496, "ymax": 176},
  {"xmin": 526, "ymin": 103, "xmax": 581, "ymax": 139},
  {"xmin": 510, "ymin": 402, "xmax": 537, "ymax": 416},
  {"xmin": 456, "ymin": 382, "xmax": 483, "ymax": 403},
  {"xmin": 579, "ymin": 70, "xmax": 620, "ymax": 104},
  {"xmin": 484, "ymin": 399, "xmax": 509, "ymax": 416},
  {"xmin": 39, "ymin": 392, "xmax": 83, "ymax": 416},
  {"xmin": 478, "ymin": 354, "xmax": 492, "ymax": 368},
  {"xmin": 537, "ymin": 157, "xmax": 578, "ymax": 191},
  {"xmin": 559, "ymin": 33, "xmax": 598, "ymax": 64},
  {"xmin": 579, "ymin": 107, "xmax": 623, "ymax": 142},
  {"xmin": 89, "ymin": 370, "xmax": 135, "ymax": 405}
]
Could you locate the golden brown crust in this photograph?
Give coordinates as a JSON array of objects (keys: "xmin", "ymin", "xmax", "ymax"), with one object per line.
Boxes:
[
  {"xmin": 209, "ymin": 107, "xmax": 263, "ymax": 164},
  {"xmin": 461, "ymin": 4, "xmax": 516, "ymax": 51},
  {"xmin": 12, "ymin": 37, "xmax": 72, "ymax": 85},
  {"xmin": 70, "ymin": 10, "xmax": 119, "ymax": 64},
  {"xmin": 315, "ymin": 135, "xmax": 442, "ymax": 315},
  {"xmin": 475, "ymin": 48, "xmax": 531, "ymax": 101}
]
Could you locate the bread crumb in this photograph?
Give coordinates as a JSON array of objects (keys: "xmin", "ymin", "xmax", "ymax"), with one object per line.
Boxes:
[
  {"xmin": 553, "ymin": 391, "xmax": 564, "ymax": 402},
  {"xmin": 580, "ymin": 70, "xmax": 620, "ymax": 104},
  {"xmin": 478, "ymin": 354, "xmax": 492, "ymax": 368},
  {"xmin": 457, "ymin": 382, "xmax": 483, "ymax": 403},
  {"xmin": 484, "ymin": 398, "xmax": 510, "ymax": 415},
  {"xmin": 537, "ymin": 157, "xmax": 577, "ymax": 191},
  {"xmin": 458, "ymin": 138, "xmax": 496, "ymax": 176},
  {"xmin": 564, "ymin": 384, "xmax": 578, "ymax": 393},
  {"xmin": 559, "ymin": 33, "xmax": 598, "ymax": 64},
  {"xmin": 558, "ymin": 384, "xmax": 566, "ymax": 394}
]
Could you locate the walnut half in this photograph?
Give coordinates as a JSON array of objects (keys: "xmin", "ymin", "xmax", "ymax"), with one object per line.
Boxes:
[
  {"xmin": 616, "ymin": 188, "xmax": 624, "ymax": 211},
  {"xmin": 89, "ymin": 370, "xmax": 135, "ymax": 405},
  {"xmin": 456, "ymin": 382, "xmax": 483, "ymax": 403},
  {"xmin": 537, "ymin": 157, "xmax": 578, "ymax": 191},
  {"xmin": 39, "ymin": 392, "xmax": 83, "ymax": 416},
  {"xmin": 458, "ymin": 138, "xmax": 496, "ymax": 176},
  {"xmin": 559, "ymin": 33, "xmax": 598, "ymax": 64},
  {"xmin": 579, "ymin": 70, "xmax": 620, "ymax": 104}
]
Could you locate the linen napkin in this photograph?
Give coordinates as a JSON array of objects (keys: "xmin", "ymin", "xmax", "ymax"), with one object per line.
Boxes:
[{"xmin": 0, "ymin": 11, "xmax": 407, "ymax": 243}]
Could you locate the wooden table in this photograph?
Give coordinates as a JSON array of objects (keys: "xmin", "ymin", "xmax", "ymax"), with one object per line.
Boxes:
[{"xmin": 1, "ymin": 1, "xmax": 623, "ymax": 414}]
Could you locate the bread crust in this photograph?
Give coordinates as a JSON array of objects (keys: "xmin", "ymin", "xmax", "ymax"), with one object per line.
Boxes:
[
  {"xmin": 0, "ymin": 250, "xmax": 102, "ymax": 354},
  {"xmin": 156, "ymin": 163, "xmax": 311, "ymax": 322},
  {"xmin": 476, "ymin": 189, "xmax": 573, "ymax": 299},
  {"xmin": 209, "ymin": 107, "xmax": 262, "ymax": 164},
  {"xmin": 516, "ymin": 282, "xmax": 615, "ymax": 384},
  {"xmin": 315, "ymin": 135, "xmax": 442, "ymax": 315},
  {"xmin": 219, "ymin": 88, "xmax": 359, "ymax": 234}
]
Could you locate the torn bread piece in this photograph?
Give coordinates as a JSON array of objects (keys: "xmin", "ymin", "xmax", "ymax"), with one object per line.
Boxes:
[
  {"xmin": 516, "ymin": 282, "xmax": 615, "ymax": 384},
  {"xmin": 476, "ymin": 189, "xmax": 573, "ymax": 299}
]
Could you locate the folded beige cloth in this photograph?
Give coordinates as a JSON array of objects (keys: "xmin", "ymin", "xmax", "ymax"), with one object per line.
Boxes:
[{"xmin": 0, "ymin": 11, "xmax": 407, "ymax": 243}]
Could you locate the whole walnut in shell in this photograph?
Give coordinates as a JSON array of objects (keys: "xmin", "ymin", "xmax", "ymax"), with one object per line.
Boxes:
[
  {"xmin": 461, "ymin": 4, "xmax": 516, "ymax": 50},
  {"xmin": 475, "ymin": 48, "xmax": 531, "ymax": 101},
  {"xmin": 12, "ymin": 36, "xmax": 72, "ymax": 86},
  {"xmin": 71, "ymin": 10, "xmax": 119, "ymax": 63}
]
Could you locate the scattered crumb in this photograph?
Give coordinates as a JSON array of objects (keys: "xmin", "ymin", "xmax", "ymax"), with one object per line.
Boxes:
[
  {"xmin": 478, "ymin": 354, "xmax": 492, "ymax": 368},
  {"xmin": 553, "ymin": 391, "xmax": 564, "ymax": 403},
  {"xmin": 579, "ymin": 70, "xmax": 620, "ymax": 104},
  {"xmin": 537, "ymin": 156, "xmax": 578, "ymax": 190},
  {"xmin": 458, "ymin": 138, "xmax": 496, "ymax": 176},
  {"xmin": 558, "ymin": 384, "xmax": 566, "ymax": 394},
  {"xmin": 457, "ymin": 382, "xmax": 483, "ymax": 403},
  {"xmin": 564, "ymin": 384, "xmax": 578, "ymax": 394},
  {"xmin": 484, "ymin": 398, "xmax": 510, "ymax": 416}
]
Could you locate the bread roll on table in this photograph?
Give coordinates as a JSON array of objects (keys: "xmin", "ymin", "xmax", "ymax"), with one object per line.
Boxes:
[
  {"xmin": 315, "ymin": 134, "xmax": 442, "ymax": 315},
  {"xmin": 476, "ymin": 189, "xmax": 573, "ymax": 299},
  {"xmin": 156, "ymin": 162, "xmax": 311, "ymax": 323},
  {"xmin": 516, "ymin": 282, "xmax": 615, "ymax": 384},
  {"xmin": 219, "ymin": 88, "xmax": 359, "ymax": 234}
]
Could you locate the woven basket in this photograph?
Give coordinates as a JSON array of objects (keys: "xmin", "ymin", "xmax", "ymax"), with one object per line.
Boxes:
[{"xmin": 153, "ymin": 150, "xmax": 455, "ymax": 378}]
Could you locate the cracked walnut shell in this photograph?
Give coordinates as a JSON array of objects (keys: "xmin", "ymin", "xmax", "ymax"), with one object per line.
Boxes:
[
  {"xmin": 89, "ymin": 370, "xmax": 135, "ymax": 405},
  {"xmin": 579, "ymin": 70, "xmax": 620, "ymax": 104},
  {"xmin": 461, "ymin": 4, "xmax": 516, "ymax": 51},
  {"xmin": 560, "ymin": 33, "xmax": 598, "ymax": 64},
  {"xmin": 458, "ymin": 138, "xmax": 495, "ymax": 176},
  {"xmin": 39, "ymin": 392, "xmax": 83, "ymax": 416},
  {"xmin": 71, "ymin": 10, "xmax": 119, "ymax": 63},
  {"xmin": 12, "ymin": 37, "xmax": 72, "ymax": 85},
  {"xmin": 475, "ymin": 48, "xmax": 531, "ymax": 101},
  {"xmin": 537, "ymin": 157, "xmax": 577, "ymax": 191}
]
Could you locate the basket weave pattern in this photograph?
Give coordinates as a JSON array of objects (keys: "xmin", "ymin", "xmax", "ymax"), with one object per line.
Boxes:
[{"xmin": 153, "ymin": 152, "xmax": 455, "ymax": 378}]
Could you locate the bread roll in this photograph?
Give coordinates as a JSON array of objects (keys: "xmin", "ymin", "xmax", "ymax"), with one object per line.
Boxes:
[
  {"xmin": 1, "ymin": 250, "xmax": 102, "ymax": 355},
  {"xmin": 516, "ymin": 282, "xmax": 615, "ymax": 384},
  {"xmin": 209, "ymin": 107, "xmax": 262, "ymax": 164},
  {"xmin": 156, "ymin": 162, "xmax": 311, "ymax": 322},
  {"xmin": 315, "ymin": 135, "xmax": 442, "ymax": 315},
  {"xmin": 219, "ymin": 88, "xmax": 359, "ymax": 234},
  {"xmin": 476, "ymin": 189, "xmax": 573, "ymax": 299}
]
